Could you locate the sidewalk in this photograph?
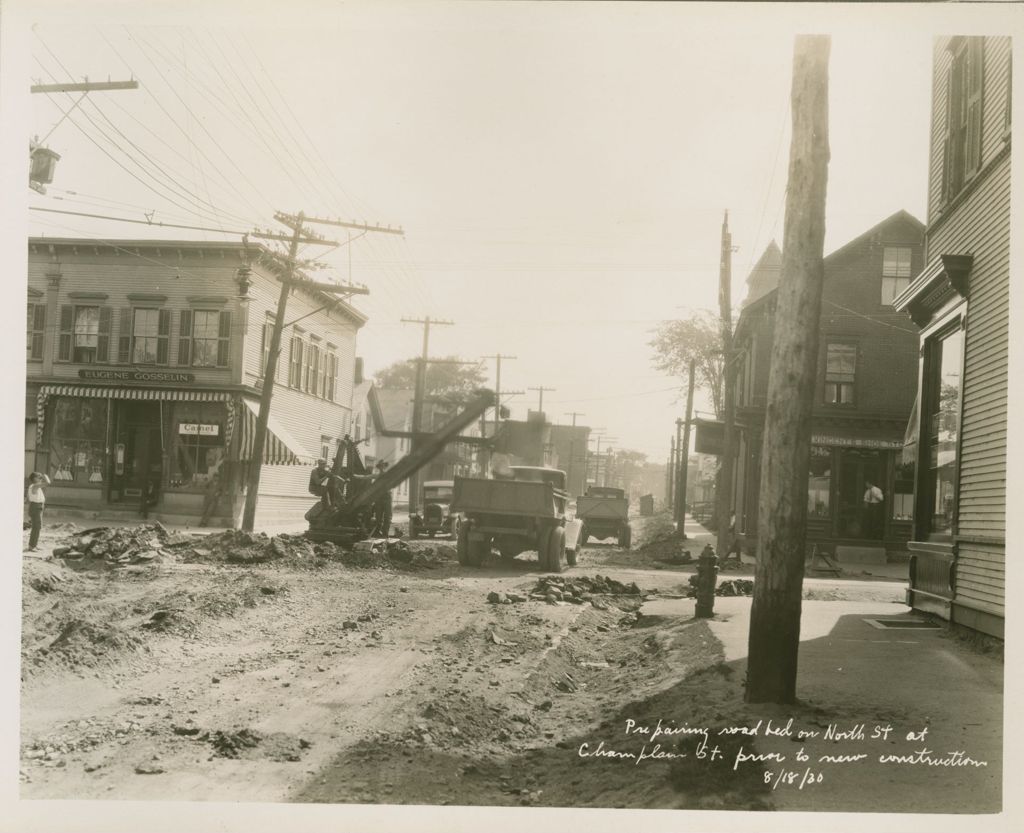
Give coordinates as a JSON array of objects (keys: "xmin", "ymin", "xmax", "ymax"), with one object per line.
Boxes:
[{"xmin": 639, "ymin": 592, "xmax": 1003, "ymax": 813}]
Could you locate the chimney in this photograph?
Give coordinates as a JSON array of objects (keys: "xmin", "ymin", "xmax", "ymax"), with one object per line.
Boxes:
[{"xmin": 354, "ymin": 356, "xmax": 364, "ymax": 384}]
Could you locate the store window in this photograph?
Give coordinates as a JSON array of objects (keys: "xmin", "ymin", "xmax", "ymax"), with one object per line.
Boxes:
[
  {"xmin": 168, "ymin": 402, "xmax": 226, "ymax": 489},
  {"xmin": 824, "ymin": 343, "xmax": 857, "ymax": 405},
  {"xmin": 26, "ymin": 303, "xmax": 45, "ymax": 361},
  {"xmin": 892, "ymin": 449, "xmax": 915, "ymax": 521},
  {"xmin": 808, "ymin": 446, "xmax": 831, "ymax": 519},
  {"xmin": 48, "ymin": 398, "xmax": 108, "ymax": 485},
  {"xmin": 881, "ymin": 247, "xmax": 913, "ymax": 305},
  {"xmin": 922, "ymin": 326, "xmax": 963, "ymax": 537},
  {"xmin": 132, "ymin": 308, "xmax": 170, "ymax": 365}
]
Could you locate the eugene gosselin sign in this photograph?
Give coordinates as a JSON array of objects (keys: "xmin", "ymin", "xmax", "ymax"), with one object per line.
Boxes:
[{"xmin": 78, "ymin": 369, "xmax": 196, "ymax": 383}]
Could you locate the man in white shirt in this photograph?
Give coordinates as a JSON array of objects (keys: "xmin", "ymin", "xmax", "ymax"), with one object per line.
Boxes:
[
  {"xmin": 25, "ymin": 471, "xmax": 51, "ymax": 552},
  {"xmin": 862, "ymin": 479, "xmax": 884, "ymax": 539}
]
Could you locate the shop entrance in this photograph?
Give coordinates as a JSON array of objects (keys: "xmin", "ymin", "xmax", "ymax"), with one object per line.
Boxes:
[
  {"xmin": 836, "ymin": 449, "xmax": 883, "ymax": 539},
  {"xmin": 111, "ymin": 402, "xmax": 163, "ymax": 507}
]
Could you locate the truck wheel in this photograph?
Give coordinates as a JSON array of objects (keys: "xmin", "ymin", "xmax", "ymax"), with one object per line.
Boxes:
[
  {"xmin": 457, "ymin": 522, "xmax": 471, "ymax": 566},
  {"xmin": 546, "ymin": 526, "xmax": 565, "ymax": 573},
  {"xmin": 619, "ymin": 525, "xmax": 632, "ymax": 550},
  {"xmin": 566, "ymin": 543, "xmax": 578, "ymax": 567}
]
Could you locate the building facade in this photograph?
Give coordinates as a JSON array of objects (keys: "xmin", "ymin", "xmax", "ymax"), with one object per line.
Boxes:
[
  {"xmin": 26, "ymin": 238, "xmax": 363, "ymax": 527},
  {"xmin": 733, "ymin": 211, "xmax": 925, "ymax": 559},
  {"xmin": 894, "ymin": 36, "xmax": 1010, "ymax": 638}
]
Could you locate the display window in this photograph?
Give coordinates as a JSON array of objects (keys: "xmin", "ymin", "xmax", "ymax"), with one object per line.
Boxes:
[
  {"xmin": 168, "ymin": 401, "xmax": 226, "ymax": 490},
  {"xmin": 48, "ymin": 398, "xmax": 109, "ymax": 485}
]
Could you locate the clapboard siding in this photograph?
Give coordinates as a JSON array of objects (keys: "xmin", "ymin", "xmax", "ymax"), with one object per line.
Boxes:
[
  {"xmin": 244, "ymin": 267, "xmax": 362, "ymax": 457},
  {"xmin": 26, "ymin": 247, "xmax": 245, "ymax": 385}
]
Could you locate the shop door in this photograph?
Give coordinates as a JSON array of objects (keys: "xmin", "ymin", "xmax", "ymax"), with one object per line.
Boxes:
[
  {"xmin": 112, "ymin": 403, "xmax": 163, "ymax": 504},
  {"xmin": 837, "ymin": 449, "xmax": 883, "ymax": 540}
]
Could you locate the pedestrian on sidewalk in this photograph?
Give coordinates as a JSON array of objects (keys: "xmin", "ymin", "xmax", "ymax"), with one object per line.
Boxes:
[
  {"xmin": 25, "ymin": 471, "xmax": 51, "ymax": 552},
  {"xmin": 863, "ymin": 479, "xmax": 884, "ymax": 539}
]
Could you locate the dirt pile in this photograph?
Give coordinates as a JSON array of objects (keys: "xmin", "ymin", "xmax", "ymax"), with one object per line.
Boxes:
[
  {"xmin": 637, "ymin": 530, "xmax": 693, "ymax": 563},
  {"xmin": 530, "ymin": 574, "xmax": 644, "ymax": 601}
]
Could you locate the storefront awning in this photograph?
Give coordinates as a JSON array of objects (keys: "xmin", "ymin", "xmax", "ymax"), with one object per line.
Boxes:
[
  {"xmin": 238, "ymin": 399, "xmax": 315, "ymax": 466},
  {"xmin": 36, "ymin": 384, "xmax": 234, "ymax": 446}
]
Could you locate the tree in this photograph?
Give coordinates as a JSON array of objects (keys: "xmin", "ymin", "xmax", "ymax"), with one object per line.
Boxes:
[
  {"xmin": 650, "ymin": 312, "xmax": 725, "ymax": 417},
  {"xmin": 746, "ymin": 34, "xmax": 831, "ymax": 705},
  {"xmin": 374, "ymin": 357, "xmax": 487, "ymax": 402}
]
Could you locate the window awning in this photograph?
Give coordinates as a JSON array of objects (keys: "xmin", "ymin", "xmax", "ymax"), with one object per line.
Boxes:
[
  {"xmin": 238, "ymin": 398, "xmax": 315, "ymax": 466},
  {"xmin": 36, "ymin": 384, "xmax": 234, "ymax": 445}
]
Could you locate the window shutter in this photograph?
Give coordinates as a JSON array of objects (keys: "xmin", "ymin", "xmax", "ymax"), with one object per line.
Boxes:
[
  {"xmin": 178, "ymin": 309, "xmax": 193, "ymax": 367},
  {"xmin": 290, "ymin": 337, "xmax": 302, "ymax": 388},
  {"xmin": 57, "ymin": 304, "xmax": 73, "ymax": 361},
  {"xmin": 260, "ymin": 322, "xmax": 271, "ymax": 377},
  {"xmin": 97, "ymin": 306, "xmax": 112, "ymax": 363},
  {"xmin": 217, "ymin": 310, "xmax": 231, "ymax": 368},
  {"xmin": 940, "ymin": 69, "xmax": 954, "ymax": 204},
  {"xmin": 156, "ymin": 308, "xmax": 171, "ymax": 365},
  {"xmin": 965, "ymin": 38, "xmax": 984, "ymax": 177},
  {"xmin": 30, "ymin": 304, "xmax": 45, "ymax": 360},
  {"xmin": 117, "ymin": 308, "xmax": 132, "ymax": 364}
]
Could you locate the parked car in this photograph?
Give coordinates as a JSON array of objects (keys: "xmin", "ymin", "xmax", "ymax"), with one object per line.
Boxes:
[{"xmin": 409, "ymin": 480, "xmax": 458, "ymax": 539}]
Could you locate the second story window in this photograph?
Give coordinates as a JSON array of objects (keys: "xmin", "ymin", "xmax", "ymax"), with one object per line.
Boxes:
[
  {"xmin": 942, "ymin": 37, "xmax": 984, "ymax": 203},
  {"xmin": 132, "ymin": 308, "xmax": 170, "ymax": 365},
  {"xmin": 289, "ymin": 336, "xmax": 304, "ymax": 388},
  {"xmin": 824, "ymin": 343, "xmax": 857, "ymax": 405},
  {"xmin": 178, "ymin": 310, "xmax": 231, "ymax": 368},
  {"xmin": 26, "ymin": 303, "xmax": 45, "ymax": 361},
  {"xmin": 326, "ymin": 351, "xmax": 337, "ymax": 401},
  {"xmin": 881, "ymin": 247, "xmax": 913, "ymax": 305},
  {"xmin": 57, "ymin": 304, "xmax": 112, "ymax": 364}
]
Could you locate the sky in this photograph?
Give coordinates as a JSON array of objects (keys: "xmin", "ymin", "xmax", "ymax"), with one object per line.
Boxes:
[{"xmin": 7, "ymin": 1, "xmax": 1002, "ymax": 463}]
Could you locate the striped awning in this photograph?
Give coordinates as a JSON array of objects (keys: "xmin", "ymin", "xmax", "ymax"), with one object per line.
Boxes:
[
  {"xmin": 36, "ymin": 384, "xmax": 234, "ymax": 446},
  {"xmin": 237, "ymin": 398, "xmax": 314, "ymax": 466}
]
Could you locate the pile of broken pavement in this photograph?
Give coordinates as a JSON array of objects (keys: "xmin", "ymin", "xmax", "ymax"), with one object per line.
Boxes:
[
  {"xmin": 488, "ymin": 574, "xmax": 644, "ymax": 607},
  {"xmin": 51, "ymin": 523, "xmax": 455, "ymax": 571}
]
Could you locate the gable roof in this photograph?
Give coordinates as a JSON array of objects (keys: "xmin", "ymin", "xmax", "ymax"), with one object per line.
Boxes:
[
  {"xmin": 742, "ymin": 240, "xmax": 783, "ymax": 308},
  {"xmin": 374, "ymin": 388, "xmax": 414, "ymax": 430}
]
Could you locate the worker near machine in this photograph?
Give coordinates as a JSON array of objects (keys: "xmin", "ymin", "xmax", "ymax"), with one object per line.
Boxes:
[
  {"xmin": 371, "ymin": 460, "xmax": 392, "ymax": 537},
  {"xmin": 309, "ymin": 458, "xmax": 333, "ymax": 507}
]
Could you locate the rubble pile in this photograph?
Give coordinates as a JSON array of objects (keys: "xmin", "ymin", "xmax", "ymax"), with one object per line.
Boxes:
[
  {"xmin": 686, "ymin": 576, "xmax": 755, "ymax": 597},
  {"xmin": 504, "ymin": 574, "xmax": 646, "ymax": 605},
  {"xmin": 637, "ymin": 531, "xmax": 692, "ymax": 563},
  {"xmin": 311, "ymin": 538, "xmax": 454, "ymax": 571},
  {"xmin": 54, "ymin": 523, "xmax": 188, "ymax": 567},
  {"xmin": 183, "ymin": 530, "xmax": 316, "ymax": 565}
]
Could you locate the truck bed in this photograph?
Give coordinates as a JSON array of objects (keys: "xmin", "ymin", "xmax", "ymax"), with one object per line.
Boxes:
[
  {"xmin": 576, "ymin": 494, "xmax": 629, "ymax": 521},
  {"xmin": 452, "ymin": 477, "xmax": 564, "ymax": 518}
]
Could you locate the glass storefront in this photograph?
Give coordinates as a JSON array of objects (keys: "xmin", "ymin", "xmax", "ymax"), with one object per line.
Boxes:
[
  {"xmin": 808, "ymin": 446, "xmax": 831, "ymax": 519},
  {"xmin": 47, "ymin": 398, "xmax": 109, "ymax": 486},
  {"xmin": 167, "ymin": 401, "xmax": 227, "ymax": 490}
]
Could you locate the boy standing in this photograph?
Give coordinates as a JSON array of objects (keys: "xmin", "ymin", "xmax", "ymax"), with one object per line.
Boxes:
[{"xmin": 26, "ymin": 471, "xmax": 51, "ymax": 552}]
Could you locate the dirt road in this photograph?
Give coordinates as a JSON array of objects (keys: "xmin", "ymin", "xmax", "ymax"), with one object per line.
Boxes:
[{"xmin": 20, "ymin": 514, "xmax": 977, "ymax": 811}]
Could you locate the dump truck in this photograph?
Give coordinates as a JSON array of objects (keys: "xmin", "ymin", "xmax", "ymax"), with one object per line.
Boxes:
[
  {"xmin": 451, "ymin": 466, "xmax": 571, "ymax": 572},
  {"xmin": 408, "ymin": 480, "xmax": 458, "ymax": 539},
  {"xmin": 576, "ymin": 485, "xmax": 631, "ymax": 549},
  {"xmin": 305, "ymin": 389, "xmax": 495, "ymax": 545}
]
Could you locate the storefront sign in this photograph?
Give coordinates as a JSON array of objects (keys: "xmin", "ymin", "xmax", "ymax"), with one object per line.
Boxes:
[
  {"xmin": 178, "ymin": 423, "xmax": 220, "ymax": 436},
  {"xmin": 694, "ymin": 419, "xmax": 724, "ymax": 456},
  {"xmin": 811, "ymin": 434, "xmax": 903, "ymax": 450},
  {"xmin": 78, "ymin": 369, "xmax": 196, "ymax": 383}
]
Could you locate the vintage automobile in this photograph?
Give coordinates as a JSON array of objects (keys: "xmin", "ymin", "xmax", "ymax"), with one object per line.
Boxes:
[
  {"xmin": 409, "ymin": 480, "xmax": 458, "ymax": 539},
  {"xmin": 576, "ymin": 485, "xmax": 631, "ymax": 548}
]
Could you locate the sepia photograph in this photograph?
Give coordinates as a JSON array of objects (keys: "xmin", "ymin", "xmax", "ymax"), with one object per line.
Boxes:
[{"xmin": 2, "ymin": 1, "xmax": 1021, "ymax": 831}]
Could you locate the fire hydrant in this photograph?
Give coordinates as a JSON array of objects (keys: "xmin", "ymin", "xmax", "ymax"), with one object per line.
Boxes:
[{"xmin": 695, "ymin": 543, "xmax": 718, "ymax": 618}]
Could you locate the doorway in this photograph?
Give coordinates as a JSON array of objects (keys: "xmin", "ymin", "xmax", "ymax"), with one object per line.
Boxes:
[
  {"xmin": 837, "ymin": 449, "xmax": 883, "ymax": 539},
  {"xmin": 111, "ymin": 402, "xmax": 163, "ymax": 506}
]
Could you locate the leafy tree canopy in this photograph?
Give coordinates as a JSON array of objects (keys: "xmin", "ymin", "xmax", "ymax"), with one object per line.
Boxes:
[
  {"xmin": 374, "ymin": 356, "xmax": 487, "ymax": 403},
  {"xmin": 649, "ymin": 311, "xmax": 725, "ymax": 418}
]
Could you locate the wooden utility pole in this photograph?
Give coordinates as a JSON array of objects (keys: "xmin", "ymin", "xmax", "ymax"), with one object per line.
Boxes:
[
  {"xmin": 716, "ymin": 210, "xmax": 737, "ymax": 558},
  {"xmin": 527, "ymin": 386, "xmax": 556, "ymax": 414},
  {"xmin": 675, "ymin": 358, "xmax": 696, "ymax": 535},
  {"xmin": 482, "ymin": 353, "xmax": 517, "ymax": 439},
  {"xmin": 668, "ymin": 436, "xmax": 676, "ymax": 508},
  {"xmin": 746, "ymin": 35, "xmax": 831, "ymax": 704},
  {"xmin": 241, "ymin": 211, "xmax": 397, "ymax": 532},
  {"xmin": 402, "ymin": 317, "xmax": 454, "ymax": 510}
]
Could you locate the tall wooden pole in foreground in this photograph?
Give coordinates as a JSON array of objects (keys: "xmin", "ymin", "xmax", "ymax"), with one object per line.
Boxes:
[{"xmin": 746, "ymin": 35, "xmax": 830, "ymax": 704}]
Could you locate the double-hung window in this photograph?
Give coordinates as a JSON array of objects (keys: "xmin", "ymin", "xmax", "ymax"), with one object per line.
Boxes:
[
  {"xmin": 942, "ymin": 37, "xmax": 985, "ymax": 203},
  {"xmin": 881, "ymin": 247, "xmax": 913, "ymax": 305},
  {"xmin": 824, "ymin": 343, "xmax": 857, "ymax": 405},
  {"xmin": 132, "ymin": 308, "xmax": 170, "ymax": 365}
]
